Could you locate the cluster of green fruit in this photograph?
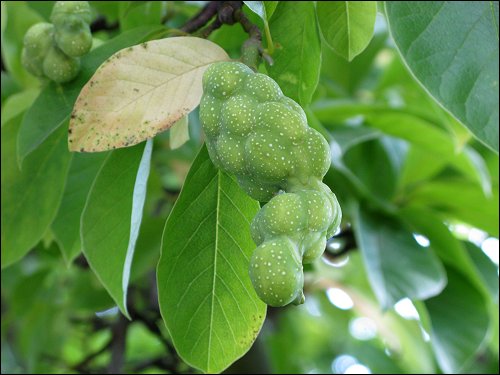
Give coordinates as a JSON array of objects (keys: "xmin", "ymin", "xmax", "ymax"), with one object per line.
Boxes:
[
  {"xmin": 22, "ymin": 1, "xmax": 92, "ymax": 83},
  {"xmin": 200, "ymin": 62, "xmax": 342, "ymax": 307}
]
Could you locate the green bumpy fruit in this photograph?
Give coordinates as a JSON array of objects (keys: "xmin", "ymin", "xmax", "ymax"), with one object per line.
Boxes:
[
  {"xmin": 51, "ymin": 1, "xmax": 91, "ymax": 25},
  {"xmin": 21, "ymin": 2, "xmax": 92, "ymax": 83},
  {"xmin": 200, "ymin": 61, "xmax": 342, "ymax": 307},
  {"xmin": 52, "ymin": 1, "xmax": 92, "ymax": 57},
  {"xmin": 54, "ymin": 23, "xmax": 92, "ymax": 57},
  {"xmin": 250, "ymin": 184, "xmax": 341, "ymax": 260},
  {"xmin": 249, "ymin": 237, "xmax": 304, "ymax": 307},
  {"xmin": 43, "ymin": 45, "xmax": 80, "ymax": 83},
  {"xmin": 21, "ymin": 23, "xmax": 54, "ymax": 77}
]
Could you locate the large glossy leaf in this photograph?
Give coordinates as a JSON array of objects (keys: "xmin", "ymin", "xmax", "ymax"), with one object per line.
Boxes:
[
  {"xmin": 426, "ymin": 266, "xmax": 490, "ymax": 373},
  {"xmin": 385, "ymin": 2, "xmax": 499, "ymax": 153},
  {"xmin": 51, "ymin": 152, "xmax": 109, "ymax": 264},
  {"xmin": 352, "ymin": 205, "xmax": 446, "ymax": 309},
  {"xmin": 317, "ymin": 1, "xmax": 377, "ymax": 61},
  {"xmin": 268, "ymin": 1, "xmax": 320, "ymax": 106},
  {"xmin": 17, "ymin": 25, "xmax": 164, "ymax": 164},
  {"xmin": 81, "ymin": 140, "xmax": 153, "ymax": 317},
  {"xmin": 157, "ymin": 146, "xmax": 265, "ymax": 374},
  {"xmin": 1, "ymin": 115, "xmax": 71, "ymax": 268}
]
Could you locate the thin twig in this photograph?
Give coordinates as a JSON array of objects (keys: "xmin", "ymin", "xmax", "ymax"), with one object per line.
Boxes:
[{"xmin": 180, "ymin": 1, "xmax": 220, "ymax": 33}]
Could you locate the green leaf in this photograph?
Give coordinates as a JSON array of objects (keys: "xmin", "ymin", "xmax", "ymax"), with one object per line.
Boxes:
[
  {"xmin": 51, "ymin": 152, "xmax": 109, "ymax": 264},
  {"xmin": 317, "ymin": 1, "xmax": 377, "ymax": 61},
  {"xmin": 321, "ymin": 30, "xmax": 388, "ymax": 95},
  {"xmin": 119, "ymin": 1, "xmax": 164, "ymax": 31},
  {"xmin": 1, "ymin": 88, "xmax": 39, "ymax": 127},
  {"xmin": 81, "ymin": 140, "xmax": 153, "ymax": 317},
  {"xmin": 169, "ymin": 115, "xmax": 190, "ymax": 150},
  {"xmin": 1, "ymin": 72, "xmax": 22, "ymax": 104},
  {"xmin": 157, "ymin": 145, "xmax": 266, "ymax": 374},
  {"xmin": 343, "ymin": 138, "xmax": 400, "ymax": 202},
  {"xmin": 1, "ymin": 1, "xmax": 43, "ymax": 87},
  {"xmin": 268, "ymin": 1, "xmax": 320, "ymax": 106},
  {"xmin": 26, "ymin": 2, "xmax": 56, "ymax": 21},
  {"xmin": 464, "ymin": 241, "xmax": 499, "ymax": 300},
  {"xmin": 17, "ymin": 25, "xmax": 164, "ymax": 165},
  {"xmin": 385, "ymin": 2, "xmax": 499, "ymax": 153},
  {"xmin": 244, "ymin": 1, "xmax": 273, "ymax": 21},
  {"xmin": 426, "ymin": 266, "xmax": 490, "ymax": 373},
  {"xmin": 458, "ymin": 146, "xmax": 493, "ymax": 196},
  {"xmin": 401, "ymin": 206, "xmax": 491, "ymax": 299},
  {"xmin": 1, "ymin": 1, "xmax": 7, "ymax": 37},
  {"xmin": 407, "ymin": 179, "xmax": 499, "ymax": 236},
  {"xmin": 352, "ymin": 205, "xmax": 446, "ymax": 309},
  {"xmin": 264, "ymin": 1, "xmax": 278, "ymax": 20},
  {"xmin": 1, "ymin": 115, "xmax": 71, "ymax": 268},
  {"xmin": 314, "ymin": 101, "xmax": 457, "ymax": 156}
]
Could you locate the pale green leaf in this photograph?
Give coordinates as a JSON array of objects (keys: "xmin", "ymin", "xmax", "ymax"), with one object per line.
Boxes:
[
  {"xmin": 157, "ymin": 146, "xmax": 266, "ymax": 374},
  {"xmin": 81, "ymin": 140, "xmax": 153, "ymax": 317},
  {"xmin": 386, "ymin": 2, "xmax": 499, "ymax": 152},
  {"xmin": 317, "ymin": 1, "xmax": 377, "ymax": 61}
]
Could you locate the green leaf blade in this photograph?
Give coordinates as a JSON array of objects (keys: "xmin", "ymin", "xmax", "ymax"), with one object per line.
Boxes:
[
  {"xmin": 157, "ymin": 146, "xmax": 265, "ymax": 374},
  {"xmin": 1, "ymin": 115, "xmax": 71, "ymax": 268},
  {"xmin": 426, "ymin": 266, "xmax": 490, "ymax": 373},
  {"xmin": 52, "ymin": 152, "xmax": 109, "ymax": 264},
  {"xmin": 81, "ymin": 140, "xmax": 153, "ymax": 317},
  {"xmin": 386, "ymin": 1, "xmax": 499, "ymax": 152},
  {"xmin": 268, "ymin": 1, "xmax": 320, "ymax": 106},
  {"xmin": 353, "ymin": 205, "xmax": 446, "ymax": 309},
  {"xmin": 317, "ymin": 1, "xmax": 377, "ymax": 61}
]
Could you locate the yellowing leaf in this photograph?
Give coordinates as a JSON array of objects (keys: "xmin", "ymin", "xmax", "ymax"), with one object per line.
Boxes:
[{"xmin": 69, "ymin": 37, "xmax": 229, "ymax": 152}]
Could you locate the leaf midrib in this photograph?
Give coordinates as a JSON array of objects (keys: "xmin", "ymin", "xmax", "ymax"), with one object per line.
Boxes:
[
  {"xmin": 207, "ymin": 171, "xmax": 221, "ymax": 370},
  {"xmin": 345, "ymin": 1, "xmax": 351, "ymax": 60}
]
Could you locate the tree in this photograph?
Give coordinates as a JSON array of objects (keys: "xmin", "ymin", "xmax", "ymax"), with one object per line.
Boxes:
[{"xmin": 1, "ymin": 1, "xmax": 498, "ymax": 374}]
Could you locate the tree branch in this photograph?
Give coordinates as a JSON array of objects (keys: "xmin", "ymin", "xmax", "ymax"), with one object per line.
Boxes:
[{"xmin": 107, "ymin": 314, "xmax": 129, "ymax": 374}]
